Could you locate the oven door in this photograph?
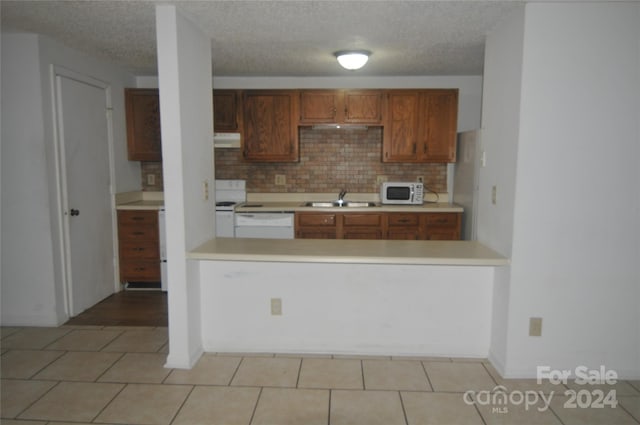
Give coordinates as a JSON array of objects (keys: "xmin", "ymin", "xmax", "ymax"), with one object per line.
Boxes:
[{"xmin": 215, "ymin": 210, "xmax": 236, "ymax": 237}]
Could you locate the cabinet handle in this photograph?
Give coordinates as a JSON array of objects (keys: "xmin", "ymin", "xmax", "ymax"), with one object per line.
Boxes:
[
  {"xmin": 132, "ymin": 231, "xmax": 145, "ymax": 235},
  {"xmin": 424, "ymin": 144, "xmax": 427, "ymax": 154},
  {"xmin": 398, "ymin": 219, "xmax": 410, "ymax": 223},
  {"xmin": 132, "ymin": 217, "xmax": 145, "ymax": 221},
  {"xmin": 412, "ymin": 143, "xmax": 417, "ymax": 154}
]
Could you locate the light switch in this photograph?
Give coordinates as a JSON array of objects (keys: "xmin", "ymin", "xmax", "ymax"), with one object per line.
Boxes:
[
  {"xmin": 203, "ymin": 180, "xmax": 209, "ymax": 201},
  {"xmin": 529, "ymin": 317, "xmax": 542, "ymax": 336},
  {"xmin": 270, "ymin": 298, "xmax": 282, "ymax": 315}
]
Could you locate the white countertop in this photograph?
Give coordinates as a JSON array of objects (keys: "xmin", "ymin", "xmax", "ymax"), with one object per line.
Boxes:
[
  {"xmin": 235, "ymin": 201, "xmax": 463, "ymax": 213},
  {"xmin": 189, "ymin": 238, "xmax": 508, "ymax": 266},
  {"xmin": 115, "ymin": 191, "xmax": 164, "ymax": 210}
]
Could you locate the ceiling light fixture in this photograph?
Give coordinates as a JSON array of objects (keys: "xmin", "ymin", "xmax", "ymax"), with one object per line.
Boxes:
[{"xmin": 334, "ymin": 50, "xmax": 371, "ymax": 70}]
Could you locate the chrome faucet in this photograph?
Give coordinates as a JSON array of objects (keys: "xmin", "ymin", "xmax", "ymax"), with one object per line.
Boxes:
[{"xmin": 337, "ymin": 188, "xmax": 347, "ymax": 205}]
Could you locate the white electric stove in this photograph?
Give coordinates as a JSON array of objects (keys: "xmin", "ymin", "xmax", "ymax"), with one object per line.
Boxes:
[{"xmin": 215, "ymin": 179, "xmax": 246, "ymax": 237}]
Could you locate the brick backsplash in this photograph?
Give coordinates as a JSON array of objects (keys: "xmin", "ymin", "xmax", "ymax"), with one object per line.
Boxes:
[
  {"xmin": 141, "ymin": 161, "xmax": 164, "ymax": 191},
  {"xmin": 141, "ymin": 127, "xmax": 447, "ymax": 193}
]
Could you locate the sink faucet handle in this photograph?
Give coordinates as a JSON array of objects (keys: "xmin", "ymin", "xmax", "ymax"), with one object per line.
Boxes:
[{"xmin": 339, "ymin": 188, "xmax": 347, "ymax": 200}]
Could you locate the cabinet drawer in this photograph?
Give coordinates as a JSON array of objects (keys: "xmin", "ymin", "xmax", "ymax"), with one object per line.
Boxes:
[
  {"xmin": 119, "ymin": 241, "xmax": 159, "ymax": 259},
  {"xmin": 118, "ymin": 210, "xmax": 158, "ymax": 226},
  {"xmin": 343, "ymin": 214, "xmax": 383, "ymax": 227},
  {"xmin": 295, "ymin": 229, "xmax": 337, "ymax": 239},
  {"xmin": 120, "ymin": 260, "xmax": 161, "ymax": 281},
  {"xmin": 118, "ymin": 224, "xmax": 158, "ymax": 241},
  {"xmin": 424, "ymin": 213, "xmax": 459, "ymax": 227},
  {"xmin": 297, "ymin": 213, "xmax": 336, "ymax": 227},
  {"xmin": 343, "ymin": 228, "xmax": 383, "ymax": 240},
  {"xmin": 388, "ymin": 213, "xmax": 420, "ymax": 227}
]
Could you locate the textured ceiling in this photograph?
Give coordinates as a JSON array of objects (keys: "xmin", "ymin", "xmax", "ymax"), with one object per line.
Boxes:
[{"xmin": 1, "ymin": 0, "xmax": 524, "ymax": 76}]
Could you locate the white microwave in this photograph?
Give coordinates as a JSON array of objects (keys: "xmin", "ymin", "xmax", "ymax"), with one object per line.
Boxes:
[{"xmin": 380, "ymin": 182, "xmax": 424, "ymax": 205}]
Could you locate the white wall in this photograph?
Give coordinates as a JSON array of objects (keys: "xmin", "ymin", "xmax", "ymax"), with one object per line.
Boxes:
[
  {"xmin": 136, "ymin": 75, "xmax": 483, "ymax": 132},
  {"xmin": 1, "ymin": 32, "xmax": 138, "ymax": 326},
  {"xmin": 200, "ymin": 261, "xmax": 495, "ymax": 357},
  {"xmin": 479, "ymin": 6, "xmax": 526, "ymax": 373},
  {"xmin": 155, "ymin": 5, "xmax": 214, "ymax": 368},
  {"xmin": 483, "ymin": 3, "xmax": 640, "ymax": 378},
  {"xmin": 1, "ymin": 34, "xmax": 60, "ymax": 325}
]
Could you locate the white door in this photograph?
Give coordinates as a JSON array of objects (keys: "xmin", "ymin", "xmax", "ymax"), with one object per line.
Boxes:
[{"xmin": 55, "ymin": 70, "xmax": 115, "ymax": 316}]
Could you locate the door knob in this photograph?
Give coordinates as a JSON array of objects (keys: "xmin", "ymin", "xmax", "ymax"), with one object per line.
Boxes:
[{"xmin": 70, "ymin": 209, "xmax": 80, "ymax": 216}]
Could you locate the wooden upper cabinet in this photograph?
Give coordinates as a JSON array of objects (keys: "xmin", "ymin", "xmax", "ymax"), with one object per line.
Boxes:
[
  {"xmin": 299, "ymin": 91, "xmax": 340, "ymax": 124},
  {"xmin": 383, "ymin": 89, "xmax": 458, "ymax": 163},
  {"xmin": 382, "ymin": 91, "xmax": 420, "ymax": 162},
  {"xmin": 242, "ymin": 90, "xmax": 299, "ymax": 162},
  {"xmin": 343, "ymin": 90, "xmax": 383, "ymax": 124},
  {"xmin": 299, "ymin": 90, "xmax": 383, "ymax": 125},
  {"xmin": 125, "ymin": 89, "xmax": 162, "ymax": 161},
  {"xmin": 420, "ymin": 90, "xmax": 458, "ymax": 162},
  {"xmin": 213, "ymin": 90, "xmax": 240, "ymax": 132}
]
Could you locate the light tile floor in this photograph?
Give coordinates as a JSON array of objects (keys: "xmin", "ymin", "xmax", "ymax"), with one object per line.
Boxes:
[{"xmin": 1, "ymin": 326, "xmax": 639, "ymax": 425}]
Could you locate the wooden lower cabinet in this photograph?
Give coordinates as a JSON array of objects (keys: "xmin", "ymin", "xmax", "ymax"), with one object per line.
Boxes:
[
  {"xmin": 342, "ymin": 213, "xmax": 384, "ymax": 240},
  {"xmin": 117, "ymin": 210, "xmax": 161, "ymax": 282},
  {"xmin": 295, "ymin": 211, "xmax": 461, "ymax": 240},
  {"xmin": 295, "ymin": 212, "xmax": 338, "ymax": 239},
  {"xmin": 386, "ymin": 213, "xmax": 422, "ymax": 240},
  {"xmin": 423, "ymin": 213, "xmax": 461, "ymax": 240}
]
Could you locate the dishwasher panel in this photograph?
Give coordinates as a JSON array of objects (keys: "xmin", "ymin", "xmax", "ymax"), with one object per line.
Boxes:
[{"xmin": 234, "ymin": 213, "xmax": 295, "ymax": 239}]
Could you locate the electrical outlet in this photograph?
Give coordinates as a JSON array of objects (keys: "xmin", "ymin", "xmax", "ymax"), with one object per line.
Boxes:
[
  {"xmin": 275, "ymin": 174, "xmax": 286, "ymax": 186},
  {"xmin": 147, "ymin": 174, "xmax": 156, "ymax": 185},
  {"xmin": 270, "ymin": 298, "xmax": 282, "ymax": 315},
  {"xmin": 376, "ymin": 175, "xmax": 388, "ymax": 185},
  {"xmin": 529, "ymin": 317, "xmax": 542, "ymax": 336},
  {"xmin": 492, "ymin": 185, "xmax": 497, "ymax": 205},
  {"xmin": 417, "ymin": 176, "xmax": 424, "ymax": 183}
]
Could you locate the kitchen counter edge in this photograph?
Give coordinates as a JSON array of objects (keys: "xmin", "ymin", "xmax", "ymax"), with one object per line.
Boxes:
[
  {"xmin": 188, "ymin": 238, "xmax": 509, "ymax": 266},
  {"xmin": 116, "ymin": 191, "xmax": 164, "ymax": 210},
  {"xmin": 235, "ymin": 202, "xmax": 463, "ymax": 213}
]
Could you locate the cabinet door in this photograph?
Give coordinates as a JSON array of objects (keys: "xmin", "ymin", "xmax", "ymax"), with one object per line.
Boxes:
[
  {"xmin": 295, "ymin": 212, "xmax": 338, "ymax": 239},
  {"xmin": 125, "ymin": 89, "xmax": 162, "ymax": 161},
  {"xmin": 299, "ymin": 90, "xmax": 340, "ymax": 124},
  {"xmin": 343, "ymin": 228, "xmax": 383, "ymax": 239},
  {"xmin": 382, "ymin": 91, "xmax": 420, "ymax": 162},
  {"xmin": 296, "ymin": 229, "xmax": 338, "ymax": 239},
  {"xmin": 386, "ymin": 213, "xmax": 422, "ymax": 240},
  {"xmin": 423, "ymin": 213, "xmax": 461, "ymax": 240},
  {"xmin": 213, "ymin": 90, "xmax": 239, "ymax": 131},
  {"xmin": 419, "ymin": 90, "xmax": 458, "ymax": 162},
  {"xmin": 342, "ymin": 213, "xmax": 383, "ymax": 240},
  {"xmin": 344, "ymin": 90, "xmax": 383, "ymax": 124},
  {"xmin": 243, "ymin": 91, "xmax": 299, "ymax": 162}
]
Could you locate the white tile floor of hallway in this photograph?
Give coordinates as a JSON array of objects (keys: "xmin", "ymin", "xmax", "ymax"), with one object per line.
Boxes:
[{"xmin": 1, "ymin": 326, "xmax": 639, "ymax": 425}]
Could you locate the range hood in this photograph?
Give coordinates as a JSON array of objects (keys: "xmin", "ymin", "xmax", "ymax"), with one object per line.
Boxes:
[
  {"xmin": 213, "ymin": 132, "xmax": 241, "ymax": 148},
  {"xmin": 311, "ymin": 124, "xmax": 369, "ymax": 131}
]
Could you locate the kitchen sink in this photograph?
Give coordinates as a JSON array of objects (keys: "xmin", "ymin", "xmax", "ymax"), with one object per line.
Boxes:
[{"xmin": 302, "ymin": 201, "xmax": 378, "ymax": 208}]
